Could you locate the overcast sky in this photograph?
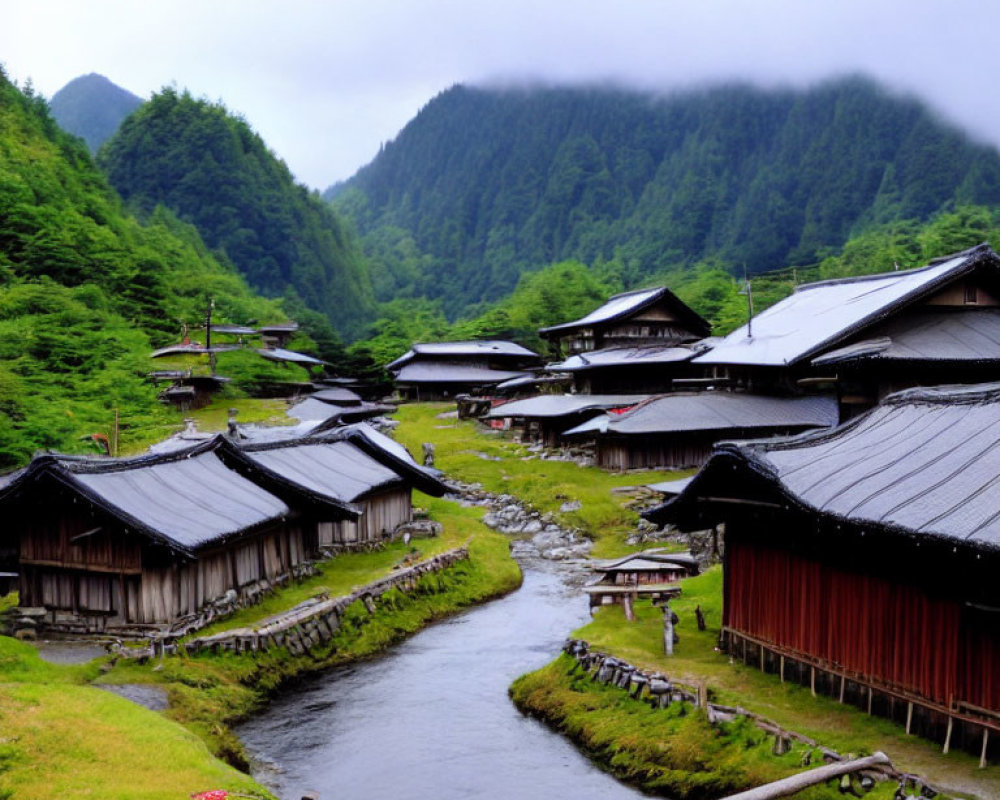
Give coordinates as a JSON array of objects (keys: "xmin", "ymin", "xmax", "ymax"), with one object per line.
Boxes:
[{"xmin": 4, "ymin": 1, "xmax": 999, "ymax": 190}]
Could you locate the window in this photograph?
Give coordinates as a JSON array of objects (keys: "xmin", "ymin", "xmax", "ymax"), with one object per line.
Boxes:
[{"xmin": 965, "ymin": 284, "xmax": 979, "ymax": 304}]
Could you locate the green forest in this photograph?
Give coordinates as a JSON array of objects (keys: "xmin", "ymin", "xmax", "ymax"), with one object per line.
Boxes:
[
  {"xmin": 98, "ymin": 89, "xmax": 375, "ymax": 340},
  {"xmin": 332, "ymin": 78, "xmax": 1000, "ymax": 318},
  {"xmin": 5, "ymin": 68, "xmax": 1000, "ymax": 468},
  {"xmin": 0, "ymin": 70, "xmax": 319, "ymax": 468}
]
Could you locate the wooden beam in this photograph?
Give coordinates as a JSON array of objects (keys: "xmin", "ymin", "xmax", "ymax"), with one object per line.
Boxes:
[
  {"xmin": 981, "ymin": 728, "xmax": 990, "ymax": 769},
  {"xmin": 720, "ymin": 752, "xmax": 891, "ymax": 800},
  {"xmin": 943, "ymin": 716, "xmax": 953, "ymax": 755},
  {"xmin": 906, "ymin": 702, "xmax": 914, "ymax": 735}
]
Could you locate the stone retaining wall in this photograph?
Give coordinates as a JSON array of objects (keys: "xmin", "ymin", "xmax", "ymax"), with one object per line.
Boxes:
[
  {"xmin": 563, "ymin": 638, "xmax": 950, "ymax": 799},
  {"xmin": 114, "ymin": 548, "xmax": 470, "ymax": 661}
]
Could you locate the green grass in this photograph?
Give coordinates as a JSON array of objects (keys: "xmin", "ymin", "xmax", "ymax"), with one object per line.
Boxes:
[
  {"xmin": 526, "ymin": 567, "xmax": 999, "ymax": 799},
  {"xmin": 393, "ymin": 403, "xmax": 691, "ymax": 557},
  {"xmin": 0, "ymin": 405, "xmax": 525, "ymax": 799},
  {"xmin": 511, "ymin": 655, "xmax": 898, "ymax": 800},
  {"xmin": 0, "ymin": 636, "xmax": 268, "ymax": 800}
]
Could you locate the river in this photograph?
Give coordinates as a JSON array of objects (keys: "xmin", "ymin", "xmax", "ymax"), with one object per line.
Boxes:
[{"xmin": 237, "ymin": 552, "xmax": 646, "ymax": 800}]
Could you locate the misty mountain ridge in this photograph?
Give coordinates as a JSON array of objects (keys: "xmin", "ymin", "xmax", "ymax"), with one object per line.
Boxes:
[
  {"xmin": 98, "ymin": 88, "xmax": 375, "ymax": 340},
  {"xmin": 49, "ymin": 73, "xmax": 143, "ymax": 153},
  {"xmin": 331, "ymin": 76, "xmax": 1000, "ymax": 318}
]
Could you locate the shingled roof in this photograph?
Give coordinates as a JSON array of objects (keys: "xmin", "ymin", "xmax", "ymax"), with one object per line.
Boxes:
[
  {"xmin": 644, "ymin": 382, "xmax": 1000, "ymax": 550},
  {"xmin": 563, "ymin": 392, "xmax": 837, "ymax": 436},
  {"xmin": 539, "ymin": 287, "xmax": 711, "ymax": 338},
  {"xmin": 812, "ymin": 308, "xmax": 1000, "ymax": 366},
  {"xmin": 0, "ymin": 441, "xmax": 301, "ymax": 555},
  {"xmin": 386, "ymin": 341, "xmax": 540, "ymax": 371},
  {"xmin": 485, "ymin": 394, "xmax": 649, "ymax": 420},
  {"xmin": 695, "ymin": 244, "xmax": 1000, "ymax": 367}
]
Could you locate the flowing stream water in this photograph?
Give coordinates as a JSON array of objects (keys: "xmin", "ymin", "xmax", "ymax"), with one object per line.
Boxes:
[{"xmin": 237, "ymin": 552, "xmax": 647, "ymax": 800}]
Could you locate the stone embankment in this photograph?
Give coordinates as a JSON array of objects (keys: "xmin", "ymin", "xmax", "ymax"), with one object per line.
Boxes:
[
  {"xmin": 563, "ymin": 638, "xmax": 949, "ymax": 799},
  {"xmin": 111, "ymin": 547, "xmax": 470, "ymax": 661},
  {"xmin": 448, "ymin": 481, "xmax": 592, "ymax": 560}
]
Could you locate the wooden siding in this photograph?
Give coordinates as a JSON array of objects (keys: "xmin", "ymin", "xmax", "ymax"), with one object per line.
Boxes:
[
  {"xmin": 18, "ymin": 509, "xmax": 310, "ymax": 626},
  {"xmin": 596, "ymin": 438, "xmax": 713, "ymax": 471},
  {"xmin": 723, "ymin": 540, "xmax": 1000, "ymax": 713},
  {"xmin": 317, "ymin": 488, "xmax": 412, "ymax": 546}
]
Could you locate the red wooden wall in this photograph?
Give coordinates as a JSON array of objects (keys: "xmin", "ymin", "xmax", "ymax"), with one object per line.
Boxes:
[{"xmin": 725, "ymin": 541, "xmax": 998, "ymax": 712}]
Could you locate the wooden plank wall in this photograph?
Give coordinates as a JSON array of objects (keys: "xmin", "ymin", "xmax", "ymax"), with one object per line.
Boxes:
[
  {"xmin": 723, "ymin": 539, "xmax": 987, "ymax": 711},
  {"xmin": 317, "ymin": 488, "xmax": 412, "ymax": 546},
  {"xmin": 597, "ymin": 439, "xmax": 713, "ymax": 471},
  {"xmin": 20, "ymin": 512, "xmax": 310, "ymax": 625}
]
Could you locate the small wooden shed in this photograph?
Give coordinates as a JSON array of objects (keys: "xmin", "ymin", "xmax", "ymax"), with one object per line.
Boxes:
[{"xmin": 585, "ymin": 550, "xmax": 699, "ymax": 610}]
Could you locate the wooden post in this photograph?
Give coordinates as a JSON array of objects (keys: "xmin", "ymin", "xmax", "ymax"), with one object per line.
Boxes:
[
  {"xmin": 779, "ymin": 656, "xmax": 785, "ymax": 684},
  {"xmin": 943, "ymin": 716, "xmax": 954, "ymax": 754},
  {"xmin": 810, "ymin": 666, "xmax": 816, "ymax": 697},
  {"xmin": 905, "ymin": 702, "xmax": 913, "ymax": 735},
  {"xmin": 981, "ymin": 728, "xmax": 990, "ymax": 769},
  {"xmin": 719, "ymin": 751, "xmax": 891, "ymax": 800},
  {"xmin": 622, "ymin": 593, "xmax": 634, "ymax": 622},
  {"xmin": 839, "ymin": 675, "xmax": 845, "ymax": 704},
  {"xmin": 662, "ymin": 600, "xmax": 674, "ymax": 656},
  {"xmin": 760, "ymin": 646, "xmax": 765, "ymax": 672},
  {"xmin": 867, "ymin": 686, "xmax": 873, "ymax": 715}
]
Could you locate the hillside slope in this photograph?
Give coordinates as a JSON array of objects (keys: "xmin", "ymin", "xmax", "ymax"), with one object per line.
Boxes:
[
  {"xmin": 99, "ymin": 89, "xmax": 375, "ymax": 339},
  {"xmin": 49, "ymin": 73, "xmax": 143, "ymax": 153},
  {"xmin": 0, "ymin": 72, "xmax": 299, "ymax": 467},
  {"xmin": 332, "ymin": 77, "xmax": 1000, "ymax": 318}
]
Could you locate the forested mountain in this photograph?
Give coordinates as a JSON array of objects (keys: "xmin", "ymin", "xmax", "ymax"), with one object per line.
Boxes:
[
  {"xmin": 99, "ymin": 89, "xmax": 375, "ymax": 339},
  {"xmin": 332, "ymin": 77, "xmax": 1000, "ymax": 318},
  {"xmin": 49, "ymin": 73, "xmax": 142, "ymax": 153},
  {"xmin": 0, "ymin": 71, "xmax": 307, "ymax": 467}
]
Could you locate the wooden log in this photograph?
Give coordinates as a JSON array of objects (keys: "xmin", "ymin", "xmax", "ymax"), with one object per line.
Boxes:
[{"xmin": 719, "ymin": 751, "xmax": 891, "ymax": 800}]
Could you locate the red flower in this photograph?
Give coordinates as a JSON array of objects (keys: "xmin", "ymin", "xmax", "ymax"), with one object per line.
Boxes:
[{"xmin": 190, "ymin": 791, "xmax": 228, "ymax": 800}]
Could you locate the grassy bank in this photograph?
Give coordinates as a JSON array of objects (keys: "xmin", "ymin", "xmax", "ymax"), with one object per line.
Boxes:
[
  {"xmin": 393, "ymin": 402, "xmax": 687, "ymax": 557},
  {"xmin": 0, "ymin": 418, "xmax": 522, "ymax": 800},
  {"xmin": 513, "ymin": 568, "xmax": 1000, "ymax": 799}
]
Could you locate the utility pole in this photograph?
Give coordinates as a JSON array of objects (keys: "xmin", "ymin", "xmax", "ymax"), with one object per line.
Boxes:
[
  {"xmin": 740, "ymin": 267, "xmax": 754, "ymax": 339},
  {"xmin": 205, "ymin": 299, "xmax": 216, "ymax": 376}
]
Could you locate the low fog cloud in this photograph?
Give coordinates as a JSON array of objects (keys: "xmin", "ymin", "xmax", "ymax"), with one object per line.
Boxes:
[{"xmin": 3, "ymin": 0, "xmax": 997, "ymax": 188}]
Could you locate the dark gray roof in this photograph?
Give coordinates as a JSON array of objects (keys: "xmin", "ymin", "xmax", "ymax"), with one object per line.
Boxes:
[
  {"xmin": 211, "ymin": 324, "xmax": 258, "ymax": 336},
  {"xmin": 812, "ymin": 309, "xmax": 1000, "ymax": 366},
  {"xmin": 390, "ymin": 361, "xmax": 530, "ymax": 385},
  {"xmin": 150, "ymin": 343, "xmax": 239, "ymax": 358},
  {"xmin": 649, "ymin": 382, "xmax": 1000, "ymax": 548},
  {"xmin": 386, "ymin": 340, "xmax": 540, "ymax": 370},
  {"xmin": 485, "ymin": 394, "xmax": 649, "ymax": 420},
  {"xmin": 548, "ymin": 344, "xmax": 699, "ymax": 372},
  {"xmin": 539, "ymin": 287, "xmax": 710, "ymax": 337},
  {"xmin": 256, "ymin": 348, "xmax": 326, "ymax": 366},
  {"xmin": 695, "ymin": 244, "xmax": 1000, "ymax": 367},
  {"xmin": 563, "ymin": 392, "xmax": 838, "ymax": 436},
  {"xmin": 1, "ymin": 445, "xmax": 292, "ymax": 553},
  {"xmin": 239, "ymin": 441, "xmax": 402, "ymax": 503},
  {"xmin": 310, "ymin": 387, "xmax": 363, "ymax": 405}
]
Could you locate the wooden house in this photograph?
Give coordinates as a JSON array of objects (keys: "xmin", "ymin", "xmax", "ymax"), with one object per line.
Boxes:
[
  {"xmin": 483, "ymin": 394, "xmax": 648, "ymax": 447},
  {"xmin": 387, "ymin": 341, "xmax": 543, "ymax": 401},
  {"xmin": 694, "ymin": 244, "xmax": 1000, "ymax": 419},
  {"xmin": 539, "ymin": 287, "xmax": 712, "ymax": 394},
  {"xmin": 0, "ymin": 438, "xmax": 358, "ymax": 632},
  {"xmin": 0, "ymin": 424, "xmax": 445, "ymax": 632},
  {"xmin": 644, "ymin": 382, "xmax": 1000, "ymax": 759},
  {"xmin": 230, "ymin": 425, "xmax": 447, "ymax": 550},
  {"xmin": 563, "ymin": 392, "xmax": 838, "ymax": 470},
  {"xmin": 585, "ymin": 549, "xmax": 699, "ymax": 611}
]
